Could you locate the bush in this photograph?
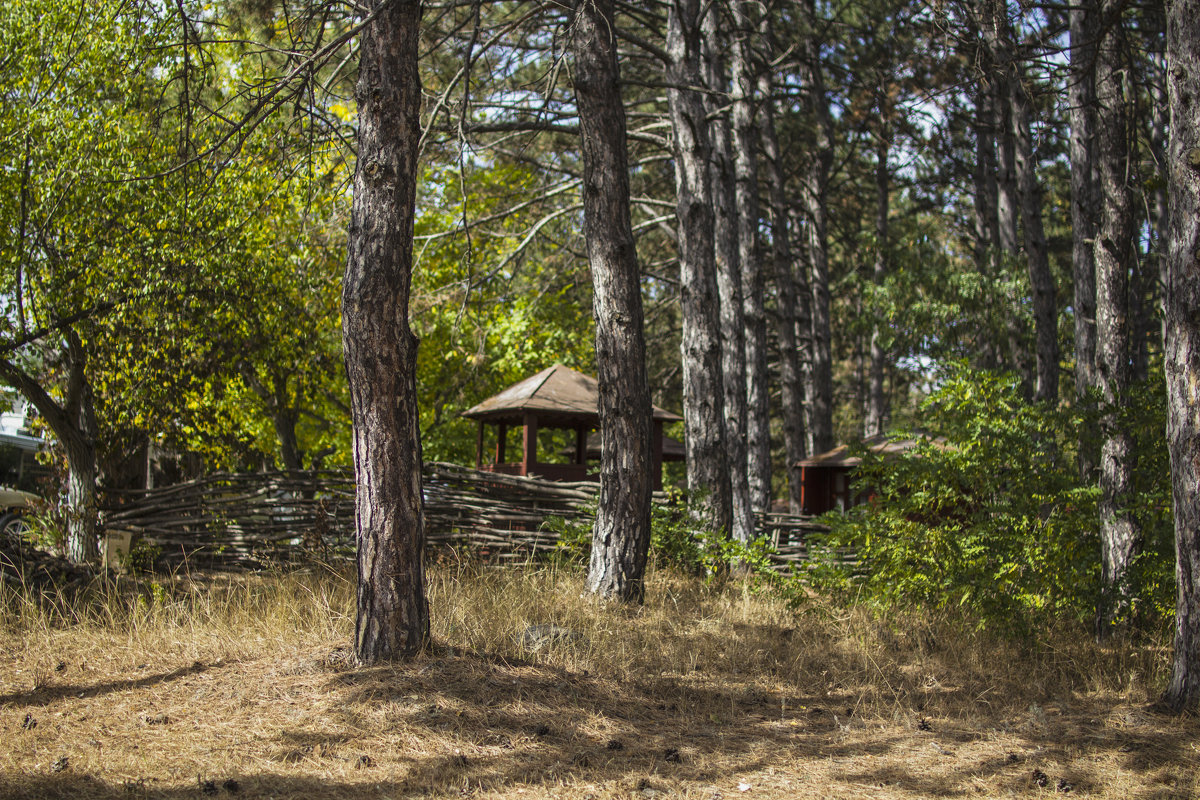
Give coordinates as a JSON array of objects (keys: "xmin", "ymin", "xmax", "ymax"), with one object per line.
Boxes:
[{"xmin": 810, "ymin": 367, "xmax": 1174, "ymax": 633}]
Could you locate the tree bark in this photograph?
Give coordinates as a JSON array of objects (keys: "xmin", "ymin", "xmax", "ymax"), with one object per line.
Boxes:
[
  {"xmin": 343, "ymin": 0, "xmax": 429, "ymax": 663},
  {"xmin": 1012, "ymin": 66, "xmax": 1059, "ymax": 403},
  {"xmin": 572, "ymin": 0, "xmax": 654, "ymax": 602},
  {"xmin": 666, "ymin": 0, "xmax": 731, "ymax": 533},
  {"xmin": 865, "ymin": 124, "xmax": 889, "ymax": 438},
  {"xmin": 1162, "ymin": 0, "xmax": 1200, "ymax": 713},
  {"xmin": 1093, "ymin": 0, "xmax": 1139, "ymax": 635},
  {"xmin": 700, "ymin": 10, "xmax": 754, "ymax": 546},
  {"xmin": 799, "ymin": 0, "xmax": 834, "ymax": 454},
  {"xmin": 759, "ymin": 55, "xmax": 808, "ymax": 513},
  {"xmin": 1070, "ymin": 0, "xmax": 1099, "ymax": 410},
  {"xmin": 988, "ymin": 4, "xmax": 1033, "ymax": 396},
  {"xmin": 730, "ymin": 0, "xmax": 771, "ymax": 517},
  {"xmin": 973, "ymin": 75, "xmax": 1002, "ymax": 372}
]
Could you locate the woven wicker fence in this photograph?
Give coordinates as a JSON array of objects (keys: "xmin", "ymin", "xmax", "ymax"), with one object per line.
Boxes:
[{"xmin": 100, "ymin": 462, "xmax": 835, "ymax": 571}]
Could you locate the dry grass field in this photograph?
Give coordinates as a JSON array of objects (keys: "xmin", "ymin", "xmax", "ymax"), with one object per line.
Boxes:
[{"xmin": 1, "ymin": 561, "xmax": 1196, "ymax": 799}]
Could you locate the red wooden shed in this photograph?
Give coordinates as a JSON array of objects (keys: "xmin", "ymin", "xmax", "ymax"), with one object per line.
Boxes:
[
  {"xmin": 796, "ymin": 434, "xmax": 936, "ymax": 515},
  {"xmin": 461, "ymin": 364, "xmax": 683, "ymax": 490}
]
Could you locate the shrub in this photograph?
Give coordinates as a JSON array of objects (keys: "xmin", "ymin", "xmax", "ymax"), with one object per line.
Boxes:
[{"xmin": 810, "ymin": 367, "xmax": 1174, "ymax": 633}]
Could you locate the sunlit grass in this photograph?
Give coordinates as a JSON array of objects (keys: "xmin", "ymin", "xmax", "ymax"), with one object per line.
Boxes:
[{"xmin": 0, "ymin": 561, "xmax": 1192, "ymax": 799}]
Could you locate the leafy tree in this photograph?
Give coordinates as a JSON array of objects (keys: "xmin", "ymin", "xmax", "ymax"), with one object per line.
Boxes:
[{"xmin": 0, "ymin": 0, "xmax": 201, "ymax": 561}]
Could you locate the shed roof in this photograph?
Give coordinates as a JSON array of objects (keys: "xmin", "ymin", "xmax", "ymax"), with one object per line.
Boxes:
[
  {"xmin": 462, "ymin": 364, "xmax": 683, "ymax": 425},
  {"xmin": 797, "ymin": 433, "xmax": 945, "ymax": 468}
]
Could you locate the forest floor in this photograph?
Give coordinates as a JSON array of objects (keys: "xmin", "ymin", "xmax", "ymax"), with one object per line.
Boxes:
[{"xmin": 0, "ymin": 561, "xmax": 1196, "ymax": 800}]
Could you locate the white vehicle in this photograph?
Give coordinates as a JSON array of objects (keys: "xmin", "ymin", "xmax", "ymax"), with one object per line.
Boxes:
[{"xmin": 0, "ymin": 487, "xmax": 40, "ymax": 538}]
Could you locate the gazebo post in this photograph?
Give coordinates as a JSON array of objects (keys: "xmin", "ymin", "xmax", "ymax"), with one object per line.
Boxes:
[
  {"xmin": 496, "ymin": 423, "xmax": 507, "ymax": 465},
  {"xmin": 522, "ymin": 413, "xmax": 538, "ymax": 476},
  {"xmin": 652, "ymin": 419, "xmax": 664, "ymax": 491},
  {"xmin": 574, "ymin": 425, "xmax": 587, "ymax": 466},
  {"xmin": 475, "ymin": 421, "xmax": 484, "ymax": 470}
]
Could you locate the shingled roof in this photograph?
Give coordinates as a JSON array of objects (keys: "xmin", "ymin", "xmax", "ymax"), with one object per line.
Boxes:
[{"xmin": 461, "ymin": 364, "xmax": 683, "ymax": 425}]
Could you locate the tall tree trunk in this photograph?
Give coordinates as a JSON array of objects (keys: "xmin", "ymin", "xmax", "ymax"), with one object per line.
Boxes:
[
  {"xmin": 701, "ymin": 11, "xmax": 753, "ymax": 546},
  {"xmin": 973, "ymin": 76, "xmax": 1003, "ymax": 371},
  {"xmin": 730, "ymin": 0, "xmax": 770, "ymax": 517},
  {"xmin": 343, "ymin": 0, "xmax": 428, "ymax": 663},
  {"xmin": 1162, "ymin": 0, "xmax": 1200, "ymax": 713},
  {"xmin": 1012, "ymin": 67, "xmax": 1059, "ymax": 403},
  {"xmin": 1093, "ymin": 0, "xmax": 1139, "ymax": 635},
  {"xmin": 666, "ymin": 0, "xmax": 731, "ymax": 533},
  {"xmin": 759, "ymin": 45, "xmax": 807, "ymax": 512},
  {"xmin": 799, "ymin": 0, "xmax": 835, "ymax": 454},
  {"xmin": 989, "ymin": 5, "xmax": 1034, "ymax": 396},
  {"xmin": 1070, "ymin": 0, "xmax": 1100, "ymax": 412},
  {"xmin": 572, "ymin": 0, "xmax": 654, "ymax": 602},
  {"xmin": 865, "ymin": 125, "xmax": 889, "ymax": 438},
  {"xmin": 1142, "ymin": 33, "xmax": 1171, "ymax": 379},
  {"xmin": 62, "ymin": 333, "xmax": 98, "ymax": 564},
  {"xmin": 1148, "ymin": 44, "xmax": 1170, "ymax": 339}
]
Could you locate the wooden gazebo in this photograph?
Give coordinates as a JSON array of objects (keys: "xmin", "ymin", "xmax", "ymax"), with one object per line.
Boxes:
[{"xmin": 462, "ymin": 364, "xmax": 683, "ymax": 490}]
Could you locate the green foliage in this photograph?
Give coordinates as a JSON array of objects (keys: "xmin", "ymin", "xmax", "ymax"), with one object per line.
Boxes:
[
  {"xmin": 18, "ymin": 501, "xmax": 67, "ymax": 557},
  {"xmin": 412, "ymin": 162, "xmax": 596, "ymax": 464},
  {"xmin": 122, "ymin": 537, "xmax": 161, "ymax": 575},
  {"xmin": 812, "ymin": 367, "xmax": 1174, "ymax": 632}
]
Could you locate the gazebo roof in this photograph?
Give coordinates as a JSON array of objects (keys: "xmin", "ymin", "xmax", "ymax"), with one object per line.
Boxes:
[
  {"xmin": 577, "ymin": 431, "xmax": 686, "ymax": 462},
  {"xmin": 462, "ymin": 364, "xmax": 683, "ymax": 425}
]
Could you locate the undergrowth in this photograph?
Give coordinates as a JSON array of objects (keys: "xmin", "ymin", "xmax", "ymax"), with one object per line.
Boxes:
[{"xmin": 0, "ymin": 560, "xmax": 1174, "ymax": 713}]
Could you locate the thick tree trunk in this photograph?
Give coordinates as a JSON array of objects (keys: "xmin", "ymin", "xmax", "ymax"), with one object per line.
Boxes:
[
  {"xmin": 62, "ymin": 334, "xmax": 99, "ymax": 565},
  {"xmin": 760, "ymin": 63, "xmax": 807, "ymax": 513},
  {"xmin": 62, "ymin": 380, "xmax": 99, "ymax": 566},
  {"xmin": 1070, "ymin": 0, "xmax": 1099, "ymax": 408},
  {"xmin": 1162, "ymin": 0, "xmax": 1200, "ymax": 713},
  {"xmin": 1012, "ymin": 69, "xmax": 1059, "ymax": 403},
  {"xmin": 343, "ymin": 0, "xmax": 428, "ymax": 663},
  {"xmin": 730, "ymin": 0, "xmax": 770, "ymax": 517},
  {"xmin": 572, "ymin": 0, "xmax": 654, "ymax": 602},
  {"xmin": 700, "ymin": 12, "xmax": 753, "ymax": 546},
  {"xmin": 667, "ymin": 0, "xmax": 731, "ymax": 533},
  {"xmin": 1093, "ymin": 0, "xmax": 1139, "ymax": 635},
  {"xmin": 865, "ymin": 130, "xmax": 889, "ymax": 438}
]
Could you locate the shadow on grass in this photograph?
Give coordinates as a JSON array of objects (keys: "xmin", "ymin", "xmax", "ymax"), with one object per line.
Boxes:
[
  {"xmin": 4, "ymin": 613, "xmax": 1199, "ymax": 799},
  {"xmin": 0, "ymin": 660, "xmax": 212, "ymax": 709}
]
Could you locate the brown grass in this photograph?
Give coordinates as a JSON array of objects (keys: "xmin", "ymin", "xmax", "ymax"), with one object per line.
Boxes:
[{"xmin": 1, "ymin": 561, "xmax": 1196, "ymax": 799}]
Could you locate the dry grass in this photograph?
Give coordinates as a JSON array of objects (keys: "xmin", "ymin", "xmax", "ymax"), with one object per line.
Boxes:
[{"xmin": 1, "ymin": 560, "xmax": 1196, "ymax": 799}]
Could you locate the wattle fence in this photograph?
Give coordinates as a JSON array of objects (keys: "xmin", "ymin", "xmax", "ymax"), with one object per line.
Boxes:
[{"xmin": 99, "ymin": 462, "xmax": 835, "ymax": 572}]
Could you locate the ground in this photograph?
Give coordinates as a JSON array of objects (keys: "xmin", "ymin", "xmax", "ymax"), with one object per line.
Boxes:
[{"xmin": 0, "ymin": 565, "xmax": 1196, "ymax": 799}]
